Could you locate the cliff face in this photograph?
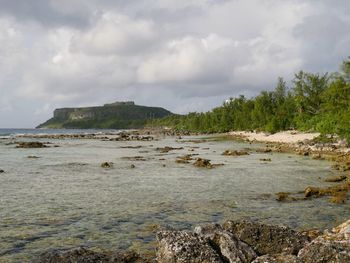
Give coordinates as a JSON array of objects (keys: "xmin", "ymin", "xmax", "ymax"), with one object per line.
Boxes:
[{"xmin": 37, "ymin": 102, "xmax": 172, "ymax": 129}]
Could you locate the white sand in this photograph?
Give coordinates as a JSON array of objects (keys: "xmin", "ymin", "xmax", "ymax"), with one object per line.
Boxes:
[{"xmin": 229, "ymin": 130, "xmax": 320, "ymax": 144}]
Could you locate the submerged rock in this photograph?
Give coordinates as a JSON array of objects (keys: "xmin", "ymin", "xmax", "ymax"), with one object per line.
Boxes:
[
  {"xmin": 222, "ymin": 150, "xmax": 250, "ymax": 156},
  {"xmin": 223, "ymin": 220, "xmax": 309, "ymax": 255},
  {"xmin": 33, "ymin": 248, "xmax": 146, "ymax": 263},
  {"xmin": 0, "ymin": 169, "xmax": 4, "ymax": 173},
  {"xmin": 16, "ymin": 141, "xmax": 48, "ymax": 148},
  {"xmin": 156, "ymin": 230, "xmax": 223, "ymax": 263},
  {"xmin": 101, "ymin": 162, "xmax": 113, "ymax": 168},
  {"xmin": 324, "ymin": 175, "xmax": 347, "ymax": 182}
]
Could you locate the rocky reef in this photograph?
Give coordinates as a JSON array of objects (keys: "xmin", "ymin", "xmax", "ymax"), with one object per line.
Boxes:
[{"xmin": 33, "ymin": 219, "xmax": 350, "ymax": 263}]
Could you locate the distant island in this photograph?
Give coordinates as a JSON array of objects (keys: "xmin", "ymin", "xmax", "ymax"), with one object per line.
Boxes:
[{"xmin": 37, "ymin": 101, "xmax": 172, "ymax": 129}]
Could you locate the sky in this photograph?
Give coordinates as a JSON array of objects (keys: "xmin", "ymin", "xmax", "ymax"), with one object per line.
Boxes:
[{"xmin": 0, "ymin": 0, "xmax": 349, "ymax": 128}]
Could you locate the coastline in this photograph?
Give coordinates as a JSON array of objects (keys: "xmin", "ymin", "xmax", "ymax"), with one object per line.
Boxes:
[{"xmin": 1, "ymin": 128, "xmax": 350, "ymax": 262}]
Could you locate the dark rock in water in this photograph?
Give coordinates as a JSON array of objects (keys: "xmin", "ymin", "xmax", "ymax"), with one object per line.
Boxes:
[
  {"xmin": 101, "ymin": 162, "xmax": 113, "ymax": 168},
  {"xmin": 298, "ymin": 219, "xmax": 350, "ymax": 263},
  {"xmin": 130, "ymin": 164, "xmax": 136, "ymax": 168},
  {"xmin": 156, "ymin": 230, "xmax": 223, "ymax": 263},
  {"xmin": 16, "ymin": 141, "xmax": 47, "ymax": 148},
  {"xmin": 222, "ymin": 150, "xmax": 249, "ymax": 156},
  {"xmin": 252, "ymin": 253, "xmax": 301, "ymax": 263},
  {"xmin": 0, "ymin": 169, "xmax": 4, "ymax": 173},
  {"xmin": 33, "ymin": 248, "xmax": 146, "ymax": 263},
  {"xmin": 28, "ymin": 155, "xmax": 40, "ymax": 159},
  {"xmin": 324, "ymin": 175, "xmax": 347, "ymax": 182},
  {"xmin": 193, "ymin": 158, "xmax": 213, "ymax": 168},
  {"xmin": 223, "ymin": 220, "xmax": 309, "ymax": 255},
  {"xmin": 194, "ymin": 224, "xmax": 257, "ymax": 263}
]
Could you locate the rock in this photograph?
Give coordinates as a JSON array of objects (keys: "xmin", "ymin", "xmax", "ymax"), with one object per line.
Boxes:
[
  {"xmin": 252, "ymin": 253, "xmax": 301, "ymax": 263},
  {"xmin": 222, "ymin": 150, "xmax": 250, "ymax": 156},
  {"xmin": 193, "ymin": 158, "xmax": 213, "ymax": 169},
  {"xmin": 16, "ymin": 141, "xmax": 47, "ymax": 148},
  {"xmin": 259, "ymin": 158, "xmax": 271, "ymax": 162},
  {"xmin": 223, "ymin": 220, "xmax": 309, "ymax": 255},
  {"xmin": 256, "ymin": 148, "xmax": 272, "ymax": 153},
  {"xmin": 130, "ymin": 164, "xmax": 136, "ymax": 168},
  {"xmin": 298, "ymin": 219, "xmax": 350, "ymax": 263},
  {"xmin": 194, "ymin": 224, "xmax": 257, "ymax": 263},
  {"xmin": 324, "ymin": 175, "xmax": 347, "ymax": 182},
  {"xmin": 156, "ymin": 146, "xmax": 184, "ymax": 153},
  {"xmin": 156, "ymin": 230, "xmax": 223, "ymax": 263},
  {"xmin": 304, "ymin": 187, "xmax": 320, "ymax": 198},
  {"xmin": 33, "ymin": 248, "xmax": 146, "ymax": 263},
  {"xmin": 101, "ymin": 162, "xmax": 113, "ymax": 168},
  {"xmin": 276, "ymin": 192, "xmax": 292, "ymax": 202},
  {"xmin": 27, "ymin": 155, "xmax": 40, "ymax": 159},
  {"xmin": 0, "ymin": 169, "xmax": 4, "ymax": 173}
]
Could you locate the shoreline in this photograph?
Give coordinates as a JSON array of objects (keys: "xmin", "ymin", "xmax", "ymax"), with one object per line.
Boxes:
[{"xmin": 33, "ymin": 218, "xmax": 350, "ymax": 263}]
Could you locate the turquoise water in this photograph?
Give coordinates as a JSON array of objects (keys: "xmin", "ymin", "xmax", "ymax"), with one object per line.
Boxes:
[{"xmin": 0, "ymin": 133, "xmax": 349, "ymax": 262}]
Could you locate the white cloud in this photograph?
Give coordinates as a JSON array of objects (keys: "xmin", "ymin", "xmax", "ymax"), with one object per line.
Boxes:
[{"xmin": 0, "ymin": 0, "xmax": 349, "ymax": 127}]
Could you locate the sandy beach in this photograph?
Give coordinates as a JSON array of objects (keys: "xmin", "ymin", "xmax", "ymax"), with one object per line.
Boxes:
[{"xmin": 229, "ymin": 130, "xmax": 320, "ymax": 144}]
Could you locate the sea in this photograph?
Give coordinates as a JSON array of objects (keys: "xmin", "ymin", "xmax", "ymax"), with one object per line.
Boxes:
[{"xmin": 0, "ymin": 128, "xmax": 349, "ymax": 262}]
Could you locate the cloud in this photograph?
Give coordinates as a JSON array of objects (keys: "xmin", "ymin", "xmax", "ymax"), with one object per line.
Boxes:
[{"xmin": 0, "ymin": 0, "xmax": 349, "ymax": 127}]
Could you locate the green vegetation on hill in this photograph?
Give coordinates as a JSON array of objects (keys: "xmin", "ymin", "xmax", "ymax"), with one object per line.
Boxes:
[
  {"xmin": 150, "ymin": 58, "xmax": 350, "ymax": 143},
  {"xmin": 37, "ymin": 102, "xmax": 172, "ymax": 129}
]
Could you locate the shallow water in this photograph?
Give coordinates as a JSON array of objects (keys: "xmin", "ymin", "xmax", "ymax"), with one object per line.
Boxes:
[{"xmin": 0, "ymin": 134, "xmax": 349, "ymax": 262}]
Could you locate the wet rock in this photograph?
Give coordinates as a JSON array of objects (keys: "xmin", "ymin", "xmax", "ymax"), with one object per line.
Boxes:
[
  {"xmin": 156, "ymin": 230, "xmax": 223, "ymax": 263},
  {"xmin": 34, "ymin": 248, "xmax": 146, "ymax": 263},
  {"xmin": 298, "ymin": 219, "xmax": 350, "ymax": 263},
  {"xmin": 16, "ymin": 141, "xmax": 48, "ymax": 148},
  {"xmin": 27, "ymin": 155, "xmax": 40, "ymax": 159},
  {"xmin": 193, "ymin": 158, "xmax": 213, "ymax": 168},
  {"xmin": 252, "ymin": 253, "xmax": 301, "ymax": 263},
  {"xmin": 256, "ymin": 148, "xmax": 272, "ymax": 153},
  {"xmin": 276, "ymin": 192, "xmax": 292, "ymax": 202},
  {"xmin": 223, "ymin": 220, "xmax": 309, "ymax": 255},
  {"xmin": 130, "ymin": 164, "xmax": 136, "ymax": 169},
  {"xmin": 0, "ymin": 169, "xmax": 4, "ymax": 173},
  {"xmin": 260, "ymin": 158, "xmax": 271, "ymax": 162},
  {"xmin": 176, "ymin": 159, "xmax": 190, "ymax": 164},
  {"xmin": 101, "ymin": 162, "xmax": 113, "ymax": 168},
  {"xmin": 324, "ymin": 175, "xmax": 347, "ymax": 182},
  {"xmin": 194, "ymin": 224, "xmax": 257, "ymax": 263},
  {"xmin": 156, "ymin": 146, "xmax": 184, "ymax": 153},
  {"xmin": 222, "ymin": 150, "xmax": 250, "ymax": 156},
  {"xmin": 121, "ymin": 156, "xmax": 147, "ymax": 161}
]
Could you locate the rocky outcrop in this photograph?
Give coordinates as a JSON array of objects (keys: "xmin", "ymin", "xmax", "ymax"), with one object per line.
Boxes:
[
  {"xmin": 156, "ymin": 230, "xmax": 223, "ymax": 263},
  {"xmin": 223, "ymin": 220, "xmax": 309, "ymax": 255},
  {"xmin": 194, "ymin": 224, "xmax": 257, "ymax": 263},
  {"xmin": 156, "ymin": 220, "xmax": 310, "ymax": 263},
  {"xmin": 33, "ymin": 219, "xmax": 350, "ymax": 263},
  {"xmin": 298, "ymin": 219, "xmax": 350, "ymax": 263}
]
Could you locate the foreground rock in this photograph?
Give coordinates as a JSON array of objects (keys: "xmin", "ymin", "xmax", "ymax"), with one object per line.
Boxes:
[
  {"xmin": 298, "ymin": 219, "xmax": 350, "ymax": 263},
  {"xmin": 34, "ymin": 248, "xmax": 146, "ymax": 263},
  {"xmin": 33, "ymin": 219, "xmax": 350, "ymax": 263},
  {"xmin": 194, "ymin": 224, "xmax": 257, "ymax": 263},
  {"xmin": 252, "ymin": 253, "xmax": 301, "ymax": 263},
  {"xmin": 157, "ymin": 230, "xmax": 223, "ymax": 263},
  {"xmin": 223, "ymin": 220, "xmax": 309, "ymax": 255}
]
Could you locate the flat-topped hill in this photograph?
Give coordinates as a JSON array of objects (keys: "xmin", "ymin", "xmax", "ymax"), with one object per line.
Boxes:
[{"xmin": 36, "ymin": 101, "xmax": 172, "ymax": 129}]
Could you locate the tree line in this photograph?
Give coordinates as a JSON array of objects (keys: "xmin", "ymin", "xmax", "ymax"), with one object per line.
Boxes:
[{"xmin": 149, "ymin": 58, "xmax": 350, "ymax": 143}]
